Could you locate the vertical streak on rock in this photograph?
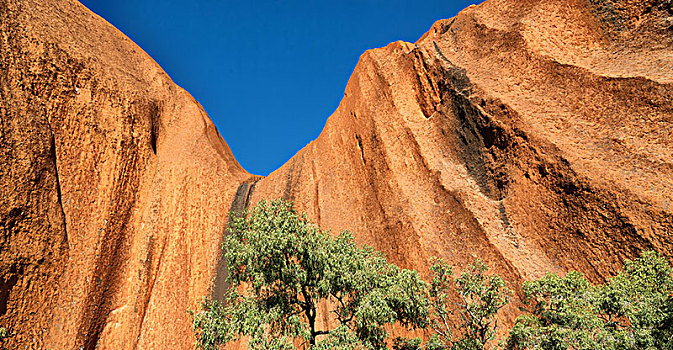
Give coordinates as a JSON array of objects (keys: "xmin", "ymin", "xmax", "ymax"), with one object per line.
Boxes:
[
  {"xmin": 134, "ymin": 233, "xmax": 168, "ymax": 350},
  {"xmin": 50, "ymin": 131, "xmax": 69, "ymax": 251},
  {"xmin": 213, "ymin": 179, "xmax": 260, "ymax": 302},
  {"xmin": 77, "ymin": 139, "xmax": 142, "ymax": 350},
  {"xmin": 244, "ymin": 181, "xmax": 257, "ymax": 210},
  {"xmin": 311, "ymin": 159, "xmax": 321, "ymax": 225}
]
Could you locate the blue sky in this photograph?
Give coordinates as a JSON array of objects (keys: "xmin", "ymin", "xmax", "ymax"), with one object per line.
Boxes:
[{"xmin": 79, "ymin": 0, "xmax": 476, "ymax": 175}]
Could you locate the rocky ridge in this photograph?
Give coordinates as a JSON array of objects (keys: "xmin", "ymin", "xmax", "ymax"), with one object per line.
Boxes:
[
  {"xmin": 1, "ymin": 0, "xmax": 672, "ymax": 348},
  {"xmin": 0, "ymin": 0, "xmax": 250, "ymax": 348}
]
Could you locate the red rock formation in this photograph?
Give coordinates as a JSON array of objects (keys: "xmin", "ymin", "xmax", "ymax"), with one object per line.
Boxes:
[
  {"xmin": 1, "ymin": 0, "xmax": 672, "ymax": 348},
  {"xmin": 249, "ymin": 0, "xmax": 673, "ymax": 330},
  {"xmin": 0, "ymin": 0, "xmax": 250, "ymax": 348}
]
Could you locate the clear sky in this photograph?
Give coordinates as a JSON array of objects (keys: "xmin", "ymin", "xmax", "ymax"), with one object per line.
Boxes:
[{"xmin": 79, "ymin": 0, "xmax": 476, "ymax": 175}]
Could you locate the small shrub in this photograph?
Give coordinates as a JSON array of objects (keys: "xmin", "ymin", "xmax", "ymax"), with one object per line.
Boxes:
[{"xmin": 506, "ymin": 251, "xmax": 673, "ymax": 350}]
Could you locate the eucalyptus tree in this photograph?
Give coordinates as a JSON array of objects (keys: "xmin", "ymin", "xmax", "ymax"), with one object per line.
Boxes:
[
  {"xmin": 506, "ymin": 251, "xmax": 673, "ymax": 350},
  {"xmin": 192, "ymin": 199, "xmax": 429, "ymax": 350}
]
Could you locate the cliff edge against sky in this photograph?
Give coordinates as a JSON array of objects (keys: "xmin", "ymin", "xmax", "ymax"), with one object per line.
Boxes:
[
  {"xmin": 1, "ymin": 0, "xmax": 672, "ymax": 348},
  {"xmin": 249, "ymin": 0, "xmax": 673, "ymax": 332},
  {"xmin": 0, "ymin": 0, "xmax": 251, "ymax": 348}
]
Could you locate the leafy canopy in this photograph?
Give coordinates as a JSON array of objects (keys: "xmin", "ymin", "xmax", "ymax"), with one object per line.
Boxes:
[
  {"xmin": 506, "ymin": 251, "xmax": 673, "ymax": 350},
  {"xmin": 192, "ymin": 199, "xmax": 429, "ymax": 350},
  {"xmin": 410, "ymin": 259, "xmax": 510, "ymax": 350},
  {"xmin": 191, "ymin": 198, "xmax": 673, "ymax": 350}
]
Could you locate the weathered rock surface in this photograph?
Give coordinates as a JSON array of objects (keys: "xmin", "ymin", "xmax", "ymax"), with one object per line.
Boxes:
[
  {"xmin": 0, "ymin": 0, "xmax": 251, "ymax": 348},
  {"xmin": 1, "ymin": 0, "xmax": 672, "ymax": 348},
  {"xmin": 249, "ymin": 0, "xmax": 673, "ymax": 329}
]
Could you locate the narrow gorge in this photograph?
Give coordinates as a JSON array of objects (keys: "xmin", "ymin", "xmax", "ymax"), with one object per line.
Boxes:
[{"xmin": 1, "ymin": 0, "xmax": 672, "ymax": 348}]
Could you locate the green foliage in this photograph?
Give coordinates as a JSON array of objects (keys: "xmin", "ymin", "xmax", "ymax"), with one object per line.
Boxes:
[
  {"xmin": 190, "ymin": 197, "xmax": 673, "ymax": 350},
  {"xmin": 425, "ymin": 259, "xmax": 510, "ymax": 350},
  {"xmin": 506, "ymin": 271, "xmax": 602, "ymax": 350},
  {"xmin": 506, "ymin": 251, "xmax": 673, "ymax": 350},
  {"xmin": 0, "ymin": 326, "xmax": 9, "ymax": 349},
  {"xmin": 597, "ymin": 250, "xmax": 673, "ymax": 349},
  {"xmin": 192, "ymin": 199, "xmax": 429, "ymax": 350}
]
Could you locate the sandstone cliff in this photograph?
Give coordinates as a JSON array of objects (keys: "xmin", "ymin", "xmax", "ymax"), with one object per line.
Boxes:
[
  {"xmin": 0, "ymin": 0, "xmax": 251, "ymax": 348},
  {"xmin": 249, "ymin": 0, "xmax": 673, "ymax": 329},
  {"xmin": 1, "ymin": 0, "xmax": 672, "ymax": 349}
]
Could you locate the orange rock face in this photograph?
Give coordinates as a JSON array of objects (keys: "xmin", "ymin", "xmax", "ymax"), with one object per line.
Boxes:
[
  {"xmin": 0, "ymin": 0, "xmax": 250, "ymax": 348},
  {"xmin": 1, "ymin": 0, "xmax": 672, "ymax": 348},
  {"xmin": 249, "ymin": 0, "xmax": 673, "ymax": 330}
]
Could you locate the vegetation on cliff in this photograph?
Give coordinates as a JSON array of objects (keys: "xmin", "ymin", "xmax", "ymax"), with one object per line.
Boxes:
[
  {"xmin": 193, "ymin": 200, "xmax": 673, "ymax": 350},
  {"xmin": 192, "ymin": 200, "xmax": 428, "ymax": 349},
  {"xmin": 507, "ymin": 250, "xmax": 673, "ymax": 350}
]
